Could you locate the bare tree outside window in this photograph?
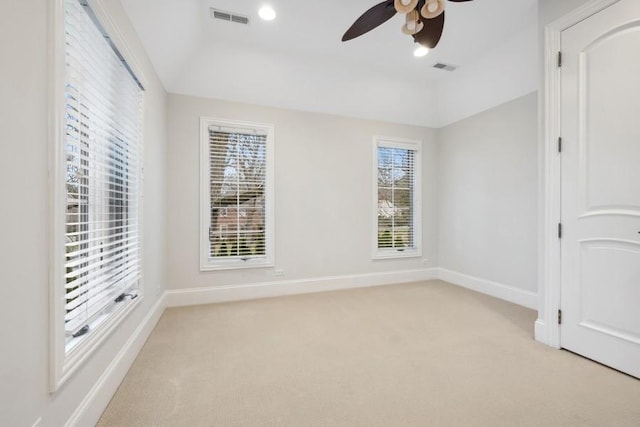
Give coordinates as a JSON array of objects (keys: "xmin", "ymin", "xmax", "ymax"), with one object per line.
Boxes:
[
  {"xmin": 377, "ymin": 146, "xmax": 415, "ymax": 249},
  {"xmin": 209, "ymin": 130, "xmax": 267, "ymax": 258}
]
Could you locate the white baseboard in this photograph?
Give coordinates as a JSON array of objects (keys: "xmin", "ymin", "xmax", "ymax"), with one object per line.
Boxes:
[
  {"xmin": 64, "ymin": 294, "xmax": 166, "ymax": 427},
  {"xmin": 534, "ymin": 318, "xmax": 548, "ymax": 344},
  {"xmin": 534, "ymin": 318, "xmax": 562, "ymax": 348},
  {"xmin": 437, "ymin": 268, "xmax": 538, "ymax": 310},
  {"xmin": 165, "ymin": 268, "xmax": 439, "ymax": 307}
]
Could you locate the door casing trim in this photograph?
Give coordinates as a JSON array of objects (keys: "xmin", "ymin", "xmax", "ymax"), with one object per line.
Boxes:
[{"xmin": 537, "ymin": 0, "xmax": 620, "ymax": 348}]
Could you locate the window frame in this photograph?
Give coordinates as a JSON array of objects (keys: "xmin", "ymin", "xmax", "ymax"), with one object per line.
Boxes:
[
  {"xmin": 48, "ymin": 0, "xmax": 148, "ymax": 392},
  {"xmin": 199, "ymin": 117, "xmax": 275, "ymax": 271},
  {"xmin": 372, "ymin": 136, "xmax": 422, "ymax": 260}
]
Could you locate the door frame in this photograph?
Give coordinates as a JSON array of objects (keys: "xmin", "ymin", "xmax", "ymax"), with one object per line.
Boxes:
[{"xmin": 536, "ymin": 0, "xmax": 620, "ymax": 348}]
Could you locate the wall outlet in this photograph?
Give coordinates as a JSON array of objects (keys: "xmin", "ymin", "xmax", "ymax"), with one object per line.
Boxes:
[
  {"xmin": 274, "ymin": 269, "xmax": 285, "ymax": 277},
  {"xmin": 421, "ymin": 259, "xmax": 430, "ymax": 265}
]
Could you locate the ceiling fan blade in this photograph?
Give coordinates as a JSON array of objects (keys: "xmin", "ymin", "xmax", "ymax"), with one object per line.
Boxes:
[
  {"xmin": 342, "ymin": 1, "xmax": 397, "ymax": 42},
  {"xmin": 412, "ymin": 11, "xmax": 445, "ymax": 48}
]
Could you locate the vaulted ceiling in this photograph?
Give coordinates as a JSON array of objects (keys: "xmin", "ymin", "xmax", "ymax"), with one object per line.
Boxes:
[{"xmin": 121, "ymin": 0, "xmax": 538, "ymax": 127}]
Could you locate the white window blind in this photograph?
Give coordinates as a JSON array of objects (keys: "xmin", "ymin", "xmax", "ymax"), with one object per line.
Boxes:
[
  {"xmin": 208, "ymin": 127, "xmax": 267, "ymax": 260},
  {"xmin": 63, "ymin": 0, "xmax": 143, "ymax": 345},
  {"xmin": 375, "ymin": 139, "xmax": 421, "ymax": 257}
]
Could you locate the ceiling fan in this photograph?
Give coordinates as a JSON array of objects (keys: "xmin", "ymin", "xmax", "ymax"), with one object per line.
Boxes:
[{"xmin": 342, "ymin": 0, "xmax": 473, "ymax": 49}]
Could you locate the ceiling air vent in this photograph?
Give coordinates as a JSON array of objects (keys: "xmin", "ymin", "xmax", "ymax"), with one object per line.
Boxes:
[
  {"xmin": 433, "ymin": 63, "xmax": 458, "ymax": 72},
  {"xmin": 210, "ymin": 8, "xmax": 250, "ymax": 25}
]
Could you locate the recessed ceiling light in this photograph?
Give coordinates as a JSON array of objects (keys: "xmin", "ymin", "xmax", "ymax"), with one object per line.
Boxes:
[
  {"xmin": 413, "ymin": 46, "xmax": 429, "ymax": 57},
  {"xmin": 258, "ymin": 5, "xmax": 276, "ymax": 21}
]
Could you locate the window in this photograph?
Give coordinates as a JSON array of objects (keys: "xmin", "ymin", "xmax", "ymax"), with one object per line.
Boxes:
[
  {"xmin": 50, "ymin": 0, "xmax": 145, "ymax": 389},
  {"xmin": 200, "ymin": 118, "xmax": 275, "ymax": 270},
  {"xmin": 373, "ymin": 137, "xmax": 421, "ymax": 259}
]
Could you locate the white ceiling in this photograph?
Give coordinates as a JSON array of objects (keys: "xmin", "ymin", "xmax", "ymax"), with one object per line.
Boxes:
[{"xmin": 121, "ymin": 0, "xmax": 539, "ymax": 127}]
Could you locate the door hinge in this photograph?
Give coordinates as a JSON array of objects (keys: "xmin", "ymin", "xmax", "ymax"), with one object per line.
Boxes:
[
  {"xmin": 558, "ymin": 223, "xmax": 563, "ymax": 239},
  {"xmin": 558, "ymin": 309, "xmax": 562, "ymax": 325},
  {"xmin": 558, "ymin": 51, "xmax": 562, "ymax": 68},
  {"xmin": 558, "ymin": 137, "xmax": 562, "ymax": 153}
]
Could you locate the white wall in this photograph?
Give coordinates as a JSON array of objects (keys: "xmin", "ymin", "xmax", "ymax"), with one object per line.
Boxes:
[
  {"xmin": 171, "ymin": 43, "xmax": 442, "ymax": 128},
  {"xmin": 0, "ymin": 1, "xmax": 167, "ymax": 426},
  {"xmin": 167, "ymin": 94, "xmax": 439, "ymax": 292},
  {"xmin": 438, "ymin": 93, "xmax": 539, "ymax": 294}
]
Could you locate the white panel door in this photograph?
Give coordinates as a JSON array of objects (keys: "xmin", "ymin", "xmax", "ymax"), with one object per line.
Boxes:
[{"xmin": 561, "ymin": 0, "xmax": 640, "ymax": 378}]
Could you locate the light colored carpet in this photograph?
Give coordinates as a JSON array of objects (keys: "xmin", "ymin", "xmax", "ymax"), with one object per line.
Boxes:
[{"xmin": 98, "ymin": 280, "xmax": 640, "ymax": 427}]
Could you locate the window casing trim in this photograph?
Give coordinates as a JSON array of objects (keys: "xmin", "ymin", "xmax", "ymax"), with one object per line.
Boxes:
[
  {"xmin": 372, "ymin": 136, "xmax": 422, "ymax": 260},
  {"xmin": 48, "ymin": 0, "xmax": 146, "ymax": 392},
  {"xmin": 199, "ymin": 117, "xmax": 275, "ymax": 271}
]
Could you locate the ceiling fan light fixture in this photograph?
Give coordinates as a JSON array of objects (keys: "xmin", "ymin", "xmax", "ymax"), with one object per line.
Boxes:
[
  {"xmin": 408, "ymin": 9, "xmax": 419, "ymax": 21},
  {"xmin": 421, "ymin": 0, "xmax": 445, "ymax": 19},
  {"xmin": 403, "ymin": 9, "xmax": 420, "ymax": 33},
  {"xmin": 402, "ymin": 22, "xmax": 423, "ymax": 35},
  {"xmin": 394, "ymin": 0, "xmax": 419, "ymax": 14}
]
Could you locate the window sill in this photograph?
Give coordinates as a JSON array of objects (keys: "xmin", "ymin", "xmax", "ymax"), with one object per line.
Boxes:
[
  {"xmin": 200, "ymin": 259, "xmax": 274, "ymax": 272},
  {"xmin": 372, "ymin": 249, "xmax": 422, "ymax": 260},
  {"xmin": 52, "ymin": 292, "xmax": 142, "ymax": 392}
]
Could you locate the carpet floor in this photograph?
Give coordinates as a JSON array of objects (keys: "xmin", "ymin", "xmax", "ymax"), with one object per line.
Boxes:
[{"xmin": 98, "ymin": 280, "xmax": 640, "ymax": 427}]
